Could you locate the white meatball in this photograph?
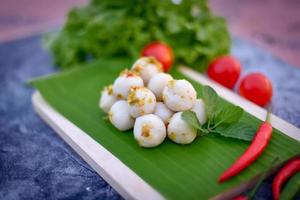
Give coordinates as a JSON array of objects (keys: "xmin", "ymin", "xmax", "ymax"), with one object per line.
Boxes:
[
  {"xmin": 99, "ymin": 85, "xmax": 117, "ymax": 113},
  {"xmin": 167, "ymin": 112, "xmax": 197, "ymax": 144},
  {"xmin": 153, "ymin": 102, "xmax": 174, "ymax": 124},
  {"xmin": 132, "ymin": 57, "xmax": 163, "ymax": 84},
  {"xmin": 163, "ymin": 79, "xmax": 197, "ymax": 111},
  {"xmin": 112, "ymin": 69, "xmax": 144, "ymax": 99},
  {"xmin": 134, "ymin": 114, "xmax": 166, "ymax": 147},
  {"xmin": 108, "ymin": 100, "xmax": 134, "ymax": 131},
  {"xmin": 191, "ymin": 99, "xmax": 207, "ymax": 125},
  {"xmin": 127, "ymin": 87, "xmax": 156, "ymax": 118},
  {"xmin": 148, "ymin": 73, "xmax": 173, "ymax": 101}
]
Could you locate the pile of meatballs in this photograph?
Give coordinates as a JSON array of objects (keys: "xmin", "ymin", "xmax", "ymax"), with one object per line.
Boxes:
[{"xmin": 99, "ymin": 57, "xmax": 207, "ymax": 148}]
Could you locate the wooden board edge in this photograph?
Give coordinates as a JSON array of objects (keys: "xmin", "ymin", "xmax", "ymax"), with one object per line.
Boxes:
[
  {"xmin": 32, "ymin": 91, "xmax": 165, "ymax": 200},
  {"xmin": 179, "ymin": 66, "xmax": 300, "ymax": 141}
]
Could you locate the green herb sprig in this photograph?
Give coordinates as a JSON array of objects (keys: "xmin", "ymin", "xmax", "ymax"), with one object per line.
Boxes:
[{"xmin": 182, "ymin": 86, "xmax": 256, "ymax": 141}]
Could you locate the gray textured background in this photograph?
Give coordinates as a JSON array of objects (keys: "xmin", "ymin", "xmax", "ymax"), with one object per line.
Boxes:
[{"xmin": 0, "ymin": 35, "xmax": 299, "ymax": 199}]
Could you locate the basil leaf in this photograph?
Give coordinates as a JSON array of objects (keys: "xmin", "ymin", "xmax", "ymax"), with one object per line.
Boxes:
[
  {"xmin": 215, "ymin": 123, "xmax": 256, "ymax": 141},
  {"xmin": 182, "ymin": 86, "xmax": 248, "ymax": 142},
  {"xmin": 202, "ymin": 86, "xmax": 219, "ymax": 119},
  {"xmin": 181, "ymin": 111, "xmax": 201, "ymax": 129},
  {"xmin": 204, "ymin": 132, "xmax": 219, "ymax": 138},
  {"xmin": 215, "ymin": 104, "xmax": 244, "ymax": 124}
]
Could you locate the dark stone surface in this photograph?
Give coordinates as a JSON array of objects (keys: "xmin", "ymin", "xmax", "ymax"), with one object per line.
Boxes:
[
  {"xmin": 0, "ymin": 35, "xmax": 299, "ymax": 199},
  {"xmin": 0, "ymin": 36, "xmax": 121, "ymax": 200}
]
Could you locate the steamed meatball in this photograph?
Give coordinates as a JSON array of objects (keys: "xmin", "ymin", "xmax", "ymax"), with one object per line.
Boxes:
[
  {"xmin": 163, "ymin": 79, "xmax": 196, "ymax": 111},
  {"xmin": 134, "ymin": 114, "xmax": 166, "ymax": 147},
  {"xmin": 109, "ymin": 100, "xmax": 134, "ymax": 131},
  {"xmin": 191, "ymin": 99, "xmax": 207, "ymax": 125},
  {"xmin": 167, "ymin": 112, "xmax": 197, "ymax": 144},
  {"xmin": 113, "ymin": 69, "xmax": 144, "ymax": 99},
  {"xmin": 148, "ymin": 73, "xmax": 173, "ymax": 101},
  {"xmin": 132, "ymin": 57, "xmax": 163, "ymax": 84},
  {"xmin": 99, "ymin": 85, "xmax": 117, "ymax": 113},
  {"xmin": 127, "ymin": 87, "xmax": 156, "ymax": 118},
  {"xmin": 153, "ymin": 102, "xmax": 174, "ymax": 124}
]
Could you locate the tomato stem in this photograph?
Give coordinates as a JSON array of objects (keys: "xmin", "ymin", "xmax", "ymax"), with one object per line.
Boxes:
[{"xmin": 265, "ymin": 104, "xmax": 272, "ymax": 122}]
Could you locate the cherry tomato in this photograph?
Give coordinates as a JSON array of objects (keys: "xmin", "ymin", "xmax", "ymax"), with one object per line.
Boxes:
[
  {"xmin": 141, "ymin": 41, "xmax": 174, "ymax": 72},
  {"xmin": 207, "ymin": 55, "xmax": 242, "ymax": 89},
  {"xmin": 239, "ymin": 73, "xmax": 273, "ymax": 107}
]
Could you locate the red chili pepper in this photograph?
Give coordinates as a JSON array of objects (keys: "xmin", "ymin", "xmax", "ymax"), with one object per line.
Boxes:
[
  {"xmin": 233, "ymin": 195, "xmax": 248, "ymax": 200},
  {"xmin": 272, "ymin": 157, "xmax": 300, "ymax": 200},
  {"xmin": 219, "ymin": 112, "xmax": 273, "ymax": 183}
]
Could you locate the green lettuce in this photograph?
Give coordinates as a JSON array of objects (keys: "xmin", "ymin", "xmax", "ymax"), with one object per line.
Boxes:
[{"xmin": 45, "ymin": 0, "xmax": 230, "ymax": 71}]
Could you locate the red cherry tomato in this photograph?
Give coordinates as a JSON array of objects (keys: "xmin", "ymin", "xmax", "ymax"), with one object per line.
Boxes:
[
  {"xmin": 141, "ymin": 41, "xmax": 174, "ymax": 72},
  {"xmin": 207, "ymin": 55, "xmax": 242, "ymax": 89},
  {"xmin": 239, "ymin": 73, "xmax": 273, "ymax": 107}
]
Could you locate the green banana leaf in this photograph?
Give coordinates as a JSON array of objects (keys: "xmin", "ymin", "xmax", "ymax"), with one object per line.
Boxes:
[{"xmin": 30, "ymin": 59, "xmax": 300, "ymax": 199}]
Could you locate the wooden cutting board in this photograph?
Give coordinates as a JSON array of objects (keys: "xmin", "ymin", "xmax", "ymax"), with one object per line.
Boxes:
[{"xmin": 32, "ymin": 67, "xmax": 300, "ymax": 200}]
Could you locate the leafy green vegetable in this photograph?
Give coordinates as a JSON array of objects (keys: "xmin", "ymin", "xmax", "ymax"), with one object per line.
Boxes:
[
  {"xmin": 44, "ymin": 0, "xmax": 230, "ymax": 70},
  {"xmin": 182, "ymin": 85, "xmax": 256, "ymax": 141}
]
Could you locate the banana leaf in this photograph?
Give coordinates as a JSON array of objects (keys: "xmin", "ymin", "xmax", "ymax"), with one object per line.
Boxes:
[{"xmin": 30, "ymin": 59, "xmax": 300, "ymax": 199}]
